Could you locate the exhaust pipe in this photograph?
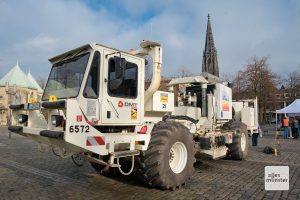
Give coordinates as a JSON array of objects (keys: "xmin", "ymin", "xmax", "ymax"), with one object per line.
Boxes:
[
  {"xmin": 202, "ymin": 83, "xmax": 207, "ymax": 117},
  {"xmin": 131, "ymin": 41, "xmax": 162, "ymax": 104}
]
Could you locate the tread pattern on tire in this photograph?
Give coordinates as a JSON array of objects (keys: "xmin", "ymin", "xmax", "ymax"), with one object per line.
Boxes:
[
  {"xmin": 136, "ymin": 121, "xmax": 196, "ymax": 190},
  {"xmin": 224, "ymin": 121, "xmax": 249, "ymax": 160}
]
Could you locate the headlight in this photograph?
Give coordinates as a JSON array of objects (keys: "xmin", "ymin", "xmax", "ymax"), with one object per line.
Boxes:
[
  {"xmin": 51, "ymin": 115, "xmax": 64, "ymax": 127},
  {"xmin": 18, "ymin": 114, "xmax": 28, "ymax": 124}
]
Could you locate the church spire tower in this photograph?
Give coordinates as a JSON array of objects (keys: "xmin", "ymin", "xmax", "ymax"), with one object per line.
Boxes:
[{"xmin": 202, "ymin": 14, "xmax": 219, "ymax": 77}]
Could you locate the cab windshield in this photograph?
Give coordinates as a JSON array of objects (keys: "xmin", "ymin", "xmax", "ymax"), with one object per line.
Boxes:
[{"xmin": 42, "ymin": 52, "xmax": 90, "ymax": 101}]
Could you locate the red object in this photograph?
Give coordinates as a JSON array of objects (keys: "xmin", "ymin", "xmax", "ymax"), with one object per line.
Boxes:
[
  {"xmin": 76, "ymin": 115, "xmax": 82, "ymax": 122},
  {"xmin": 94, "ymin": 136, "xmax": 105, "ymax": 145},
  {"xmin": 138, "ymin": 126, "xmax": 148, "ymax": 134},
  {"xmin": 86, "ymin": 136, "xmax": 105, "ymax": 146},
  {"xmin": 86, "ymin": 139, "xmax": 92, "ymax": 146},
  {"xmin": 118, "ymin": 101, "xmax": 123, "ymax": 107}
]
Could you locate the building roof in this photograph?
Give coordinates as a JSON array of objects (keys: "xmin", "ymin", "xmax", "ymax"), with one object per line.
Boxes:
[
  {"xmin": 0, "ymin": 62, "xmax": 42, "ymax": 92},
  {"xmin": 27, "ymin": 72, "xmax": 43, "ymax": 92},
  {"xmin": 200, "ymin": 72, "xmax": 223, "ymax": 84},
  {"xmin": 168, "ymin": 76, "xmax": 208, "ymax": 86}
]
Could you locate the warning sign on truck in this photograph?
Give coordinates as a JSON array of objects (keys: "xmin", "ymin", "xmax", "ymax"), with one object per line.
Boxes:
[
  {"xmin": 131, "ymin": 107, "xmax": 137, "ymax": 120},
  {"xmin": 160, "ymin": 93, "xmax": 168, "ymax": 103}
]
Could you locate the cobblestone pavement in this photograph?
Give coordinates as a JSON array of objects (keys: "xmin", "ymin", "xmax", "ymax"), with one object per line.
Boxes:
[{"xmin": 0, "ymin": 127, "xmax": 299, "ymax": 200}]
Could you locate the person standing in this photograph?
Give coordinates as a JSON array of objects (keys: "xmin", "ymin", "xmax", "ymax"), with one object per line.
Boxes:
[
  {"xmin": 282, "ymin": 117, "xmax": 289, "ymax": 139},
  {"xmin": 294, "ymin": 117, "xmax": 299, "ymax": 139},
  {"xmin": 291, "ymin": 117, "xmax": 296, "ymax": 138},
  {"xmin": 252, "ymin": 124, "xmax": 261, "ymax": 146},
  {"xmin": 298, "ymin": 119, "xmax": 300, "ymax": 139}
]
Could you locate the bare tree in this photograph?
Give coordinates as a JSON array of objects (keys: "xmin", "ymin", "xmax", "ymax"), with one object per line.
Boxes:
[
  {"xmin": 175, "ymin": 66, "xmax": 194, "ymax": 78},
  {"xmin": 285, "ymin": 71, "xmax": 300, "ymax": 102},
  {"xmin": 221, "ymin": 72, "xmax": 235, "ymax": 83},
  {"xmin": 232, "ymin": 70, "xmax": 248, "ymax": 100},
  {"xmin": 36, "ymin": 76, "xmax": 47, "ymax": 89},
  {"xmin": 232, "ymin": 56, "xmax": 281, "ymax": 123}
]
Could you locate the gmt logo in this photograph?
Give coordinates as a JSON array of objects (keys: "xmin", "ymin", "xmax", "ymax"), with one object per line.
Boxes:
[
  {"xmin": 125, "ymin": 102, "xmax": 137, "ymax": 107},
  {"xmin": 118, "ymin": 101, "xmax": 137, "ymax": 108}
]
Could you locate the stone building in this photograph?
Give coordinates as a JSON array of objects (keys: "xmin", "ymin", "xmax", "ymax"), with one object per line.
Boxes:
[
  {"xmin": 0, "ymin": 62, "xmax": 43, "ymax": 125},
  {"xmin": 202, "ymin": 14, "xmax": 219, "ymax": 77}
]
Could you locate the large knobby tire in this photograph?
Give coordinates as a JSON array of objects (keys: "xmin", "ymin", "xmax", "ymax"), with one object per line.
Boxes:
[
  {"xmin": 136, "ymin": 121, "xmax": 196, "ymax": 190},
  {"xmin": 227, "ymin": 124, "xmax": 248, "ymax": 160}
]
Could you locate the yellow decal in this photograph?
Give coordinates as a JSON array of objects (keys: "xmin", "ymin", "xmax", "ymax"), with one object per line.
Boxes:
[
  {"xmin": 131, "ymin": 107, "xmax": 137, "ymax": 120},
  {"xmin": 160, "ymin": 93, "xmax": 168, "ymax": 103},
  {"xmin": 49, "ymin": 95, "xmax": 57, "ymax": 102},
  {"xmin": 28, "ymin": 98, "xmax": 37, "ymax": 103}
]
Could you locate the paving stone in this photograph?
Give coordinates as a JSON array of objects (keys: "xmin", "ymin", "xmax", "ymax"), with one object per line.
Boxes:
[{"xmin": 0, "ymin": 127, "xmax": 299, "ymax": 199}]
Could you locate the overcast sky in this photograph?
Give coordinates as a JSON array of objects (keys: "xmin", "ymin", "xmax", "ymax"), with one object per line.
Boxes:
[{"xmin": 0, "ymin": 0, "xmax": 300, "ymax": 79}]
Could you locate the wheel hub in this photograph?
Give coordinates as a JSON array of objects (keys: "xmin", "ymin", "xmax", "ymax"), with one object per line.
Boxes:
[
  {"xmin": 169, "ymin": 142, "xmax": 188, "ymax": 174},
  {"xmin": 240, "ymin": 133, "xmax": 246, "ymax": 151}
]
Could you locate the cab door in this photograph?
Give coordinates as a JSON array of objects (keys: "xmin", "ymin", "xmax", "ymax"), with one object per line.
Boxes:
[
  {"xmin": 101, "ymin": 49, "xmax": 143, "ymax": 125},
  {"xmin": 78, "ymin": 51, "xmax": 101, "ymax": 123}
]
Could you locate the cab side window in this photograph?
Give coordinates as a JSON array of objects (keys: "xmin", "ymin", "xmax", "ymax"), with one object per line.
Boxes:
[
  {"xmin": 108, "ymin": 58, "xmax": 138, "ymax": 98},
  {"xmin": 84, "ymin": 51, "xmax": 100, "ymax": 98}
]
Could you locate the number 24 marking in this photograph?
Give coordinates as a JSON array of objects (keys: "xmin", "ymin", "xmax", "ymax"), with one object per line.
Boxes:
[{"xmin": 69, "ymin": 125, "xmax": 90, "ymax": 133}]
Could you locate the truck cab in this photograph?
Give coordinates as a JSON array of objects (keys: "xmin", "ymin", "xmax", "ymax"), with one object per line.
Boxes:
[{"xmin": 43, "ymin": 44, "xmax": 145, "ymax": 126}]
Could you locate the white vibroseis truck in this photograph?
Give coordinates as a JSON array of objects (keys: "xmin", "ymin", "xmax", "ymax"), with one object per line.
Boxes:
[{"xmin": 8, "ymin": 41, "xmax": 248, "ymax": 190}]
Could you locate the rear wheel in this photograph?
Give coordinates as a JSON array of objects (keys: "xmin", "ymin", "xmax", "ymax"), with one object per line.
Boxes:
[
  {"xmin": 136, "ymin": 121, "xmax": 196, "ymax": 190},
  {"xmin": 225, "ymin": 122, "xmax": 248, "ymax": 160}
]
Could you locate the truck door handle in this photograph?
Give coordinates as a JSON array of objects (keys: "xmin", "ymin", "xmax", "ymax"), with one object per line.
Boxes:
[{"xmin": 106, "ymin": 99, "xmax": 119, "ymax": 118}]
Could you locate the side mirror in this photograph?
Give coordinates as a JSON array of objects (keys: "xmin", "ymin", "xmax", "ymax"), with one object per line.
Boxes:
[{"xmin": 114, "ymin": 57, "xmax": 126, "ymax": 79}]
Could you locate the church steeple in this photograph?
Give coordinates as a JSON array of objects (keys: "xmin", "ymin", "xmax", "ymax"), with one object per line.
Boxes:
[{"xmin": 202, "ymin": 14, "xmax": 219, "ymax": 77}]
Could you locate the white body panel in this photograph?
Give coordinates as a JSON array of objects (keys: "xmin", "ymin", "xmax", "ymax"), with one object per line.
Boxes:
[
  {"xmin": 241, "ymin": 107, "xmax": 255, "ymax": 127},
  {"xmin": 232, "ymin": 98, "xmax": 259, "ymax": 134},
  {"xmin": 232, "ymin": 102, "xmax": 243, "ymax": 121},
  {"xmin": 214, "ymin": 83, "xmax": 232, "ymax": 120},
  {"xmin": 145, "ymin": 91, "xmax": 174, "ymax": 112},
  {"xmin": 65, "ymin": 99, "xmax": 108, "ymax": 155},
  {"xmin": 173, "ymin": 106, "xmax": 202, "ymax": 120}
]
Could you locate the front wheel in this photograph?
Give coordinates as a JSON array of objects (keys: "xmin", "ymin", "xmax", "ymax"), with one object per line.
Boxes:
[{"xmin": 136, "ymin": 121, "xmax": 196, "ymax": 190}]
